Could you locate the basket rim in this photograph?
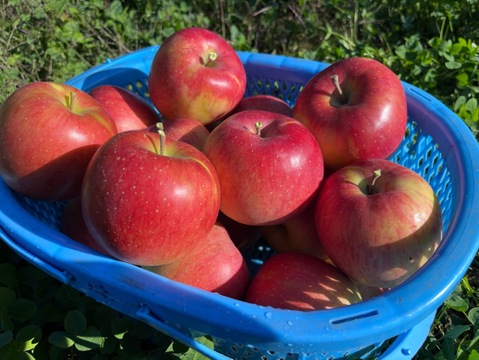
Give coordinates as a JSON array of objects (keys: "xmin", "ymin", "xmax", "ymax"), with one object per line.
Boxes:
[{"xmin": 1, "ymin": 47, "xmax": 479, "ymax": 353}]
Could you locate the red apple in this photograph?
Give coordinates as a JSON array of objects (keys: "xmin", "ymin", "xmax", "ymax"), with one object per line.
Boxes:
[
  {"xmin": 232, "ymin": 94, "xmax": 293, "ymax": 117},
  {"xmin": 148, "ymin": 27, "xmax": 247, "ymax": 126},
  {"xmin": 144, "ymin": 222, "xmax": 251, "ymax": 299},
  {"xmin": 61, "ymin": 197, "xmax": 107, "ymax": 254},
  {"xmin": 315, "ymin": 158, "xmax": 443, "ymax": 288},
  {"xmin": 89, "ymin": 85, "xmax": 160, "ymax": 132},
  {"xmin": 0, "ymin": 81, "xmax": 117, "ymax": 201},
  {"xmin": 245, "ymin": 252, "xmax": 362, "ymax": 310},
  {"xmin": 203, "ymin": 110, "xmax": 324, "ymax": 226},
  {"xmin": 148, "ymin": 117, "xmax": 210, "ymax": 151},
  {"xmin": 293, "ymin": 57, "xmax": 407, "ymax": 170},
  {"xmin": 81, "ymin": 127, "xmax": 221, "ymax": 266},
  {"xmin": 260, "ymin": 200, "xmax": 327, "ymax": 260}
]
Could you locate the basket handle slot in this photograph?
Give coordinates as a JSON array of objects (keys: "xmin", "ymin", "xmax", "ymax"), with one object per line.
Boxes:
[
  {"xmin": 135, "ymin": 305, "xmax": 232, "ymax": 360},
  {"xmin": 330, "ymin": 309, "xmax": 379, "ymax": 325}
]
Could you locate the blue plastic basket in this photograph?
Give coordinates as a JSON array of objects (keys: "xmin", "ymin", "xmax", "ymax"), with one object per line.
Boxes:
[{"xmin": 1, "ymin": 45, "xmax": 479, "ymax": 359}]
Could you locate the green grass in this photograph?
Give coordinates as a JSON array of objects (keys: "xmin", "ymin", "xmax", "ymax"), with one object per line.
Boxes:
[{"xmin": 1, "ymin": 1, "xmax": 479, "ymax": 359}]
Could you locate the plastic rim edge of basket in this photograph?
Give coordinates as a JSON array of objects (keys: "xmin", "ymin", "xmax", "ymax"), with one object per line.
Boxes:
[{"xmin": 379, "ymin": 310, "xmax": 436, "ymax": 360}]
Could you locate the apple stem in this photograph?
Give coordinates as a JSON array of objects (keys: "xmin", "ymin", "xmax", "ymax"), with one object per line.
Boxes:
[
  {"xmin": 366, "ymin": 169, "xmax": 382, "ymax": 195},
  {"xmin": 331, "ymin": 75, "xmax": 344, "ymax": 100},
  {"xmin": 66, "ymin": 92, "xmax": 76, "ymax": 111},
  {"xmin": 203, "ymin": 51, "xmax": 218, "ymax": 67},
  {"xmin": 156, "ymin": 122, "xmax": 166, "ymax": 156},
  {"xmin": 208, "ymin": 51, "xmax": 218, "ymax": 62},
  {"xmin": 255, "ymin": 121, "xmax": 263, "ymax": 136}
]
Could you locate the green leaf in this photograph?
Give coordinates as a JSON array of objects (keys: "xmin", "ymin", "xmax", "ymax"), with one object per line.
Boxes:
[
  {"xmin": 74, "ymin": 326, "xmax": 103, "ymax": 351},
  {"xmin": 455, "ymin": 96, "xmax": 468, "ymax": 111},
  {"xmin": 469, "ymin": 350, "xmax": 479, "ymax": 360},
  {"xmin": 0, "ymin": 331, "xmax": 13, "ymax": 348},
  {"xmin": 468, "ymin": 308, "xmax": 479, "ymax": 326},
  {"xmin": 442, "ymin": 337, "xmax": 456, "ymax": 359},
  {"xmin": 456, "ymin": 72, "xmax": 470, "ymax": 87},
  {"xmin": 0, "ymin": 288, "xmax": 16, "ymax": 309},
  {"xmin": 195, "ymin": 336, "xmax": 214, "ymax": 350},
  {"xmin": 445, "ymin": 325, "xmax": 471, "ymax": 339},
  {"xmin": 466, "ymin": 98, "xmax": 478, "ymax": 112},
  {"xmin": 0, "ymin": 264, "xmax": 16, "ymax": 288},
  {"xmin": 8, "ymin": 299, "xmax": 37, "ymax": 322},
  {"xmin": 0, "ymin": 309, "xmax": 14, "ymax": 332},
  {"xmin": 445, "ymin": 293, "xmax": 469, "ymax": 312},
  {"xmin": 64, "ymin": 310, "xmax": 87, "ymax": 336},
  {"xmin": 48, "ymin": 331, "xmax": 75, "ymax": 349},
  {"xmin": 15, "ymin": 325, "xmax": 42, "ymax": 352},
  {"xmin": 111, "ymin": 317, "xmax": 131, "ymax": 339},
  {"xmin": 166, "ymin": 337, "xmax": 213, "ymax": 359},
  {"xmin": 445, "ymin": 61, "xmax": 462, "ymax": 70},
  {"xmin": 451, "ymin": 42, "xmax": 465, "ymax": 55},
  {"xmin": 167, "ymin": 339, "xmax": 189, "ymax": 354}
]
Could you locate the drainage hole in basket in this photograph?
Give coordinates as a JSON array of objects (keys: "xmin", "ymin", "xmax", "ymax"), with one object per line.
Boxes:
[{"xmin": 330, "ymin": 309, "xmax": 379, "ymax": 325}]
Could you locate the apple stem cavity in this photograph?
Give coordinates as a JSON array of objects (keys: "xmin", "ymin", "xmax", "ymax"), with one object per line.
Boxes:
[
  {"xmin": 366, "ymin": 169, "xmax": 382, "ymax": 195},
  {"xmin": 331, "ymin": 75, "xmax": 345, "ymax": 103},
  {"xmin": 156, "ymin": 122, "xmax": 166, "ymax": 156},
  {"xmin": 255, "ymin": 121, "xmax": 263, "ymax": 136}
]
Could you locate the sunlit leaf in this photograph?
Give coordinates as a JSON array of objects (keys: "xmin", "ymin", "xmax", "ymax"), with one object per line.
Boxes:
[
  {"xmin": 74, "ymin": 326, "xmax": 103, "ymax": 351},
  {"xmin": 15, "ymin": 325, "xmax": 42, "ymax": 351},
  {"xmin": 48, "ymin": 331, "xmax": 75, "ymax": 349}
]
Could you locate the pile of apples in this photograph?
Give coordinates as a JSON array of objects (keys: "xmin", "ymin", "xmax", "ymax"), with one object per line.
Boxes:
[{"xmin": 0, "ymin": 27, "xmax": 443, "ymax": 310}]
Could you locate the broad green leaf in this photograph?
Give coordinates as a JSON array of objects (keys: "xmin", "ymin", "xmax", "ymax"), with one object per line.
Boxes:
[
  {"xmin": 8, "ymin": 299, "xmax": 37, "ymax": 322},
  {"xmin": 167, "ymin": 339, "xmax": 189, "ymax": 354},
  {"xmin": 21, "ymin": 352, "xmax": 35, "ymax": 360},
  {"xmin": 451, "ymin": 42, "xmax": 465, "ymax": 55},
  {"xmin": 195, "ymin": 336, "xmax": 214, "ymax": 350},
  {"xmin": 48, "ymin": 331, "xmax": 75, "ymax": 349},
  {"xmin": 0, "ymin": 288, "xmax": 16, "ymax": 309},
  {"xmin": 64, "ymin": 310, "xmax": 87, "ymax": 336},
  {"xmin": 471, "ymin": 108, "xmax": 479, "ymax": 122},
  {"xmin": 99, "ymin": 335, "xmax": 118, "ymax": 355},
  {"xmin": 468, "ymin": 308, "xmax": 479, "ymax": 326},
  {"xmin": 466, "ymin": 98, "xmax": 478, "ymax": 112},
  {"xmin": 455, "ymin": 96, "xmax": 468, "ymax": 111},
  {"xmin": 15, "ymin": 325, "xmax": 42, "ymax": 352},
  {"xmin": 456, "ymin": 73, "xmax": 470, "ymax": 87},
  {"xmin": 0, "ymin": 309, "xmax": 14, "ymax": 332},
  {"xmin": 74, "ymin": 326, "xmax": 103, "ymax": 351},
  {"xmin": 445, "ymin": 325, "xmax": 471, "ymax": 339},
  {"xmin": 469, "ymin": 350, "xmax": 479, "ymax": 360},
  {"xmin": 0, "ymin": 264, "xmax": 16, "ymax": 288},
  {"xmin": 428, "ymin": 36, "xmax": 443, "ymax": 48},
  {"xmin": 445, "ymin": 294, "xmax": 469, "ymax": 312},
  {"xmin": 445, "ymin": 61, "xmax": 462, "ymax": 70},
  {"xmin": 111, "ymin": 317, "xmax": 131, "ymax": 339},
  {"xmin": 0, "ymin": 331, "xmax": 13, "ymax": 348},
  {"xmin": 167, "ymin": 337, "xmax": 213, "ymax": 360},
  {"xmin": 441, "ymin": 337, "xmax": 456, "ymax": 359}
]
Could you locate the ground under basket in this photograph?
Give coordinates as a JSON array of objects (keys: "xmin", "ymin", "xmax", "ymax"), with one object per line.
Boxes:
[{"xmin": 1, "ymin": 46, "xmax": 479, "ymax": 360}]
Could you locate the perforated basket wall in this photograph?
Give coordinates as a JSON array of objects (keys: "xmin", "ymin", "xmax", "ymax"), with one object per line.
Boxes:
[{"xmin": 1, "ymin": 46, "xmax": 479, "ymax": 360}]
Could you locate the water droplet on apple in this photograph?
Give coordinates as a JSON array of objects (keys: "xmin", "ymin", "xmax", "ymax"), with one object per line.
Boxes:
[
  {"xmin": 264, "ymin": 311, "xmax": 273, "ymax": 319},
  {"xmin": 287, "ymin": 320, "xmax": 293, "ymax": 326},
  {"xmin": 234, "ymin": 302, "xmax": 240, "ymax": 307}
]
